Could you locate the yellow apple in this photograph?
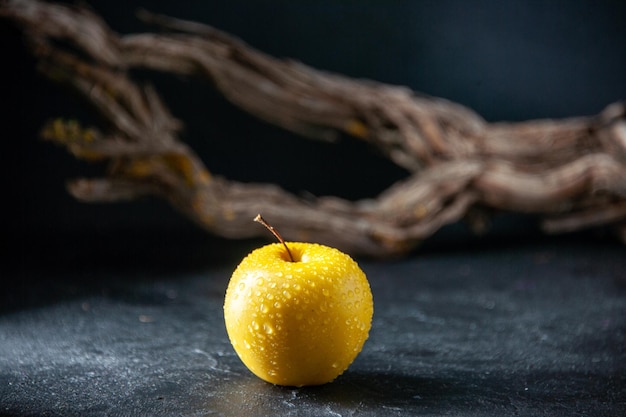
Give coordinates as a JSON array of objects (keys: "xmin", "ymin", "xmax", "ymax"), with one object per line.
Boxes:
[{"xmin": 223, "ymin": 241, "xmax": 373, "ymax": 387}]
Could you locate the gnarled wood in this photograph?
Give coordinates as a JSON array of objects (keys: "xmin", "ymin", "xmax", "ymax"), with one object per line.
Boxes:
[{"xmin": 2, "ymin": 0, "xmax": 625, "ymax": 257}]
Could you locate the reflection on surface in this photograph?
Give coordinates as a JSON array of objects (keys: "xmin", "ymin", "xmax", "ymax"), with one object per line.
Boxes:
[
  {"xmin": 200, "ymin": 366, "xmax": 625, "ymax": 416},
  {"xmin": 205, "ymin": 370, "xmax": 463, "ymax": 416}
]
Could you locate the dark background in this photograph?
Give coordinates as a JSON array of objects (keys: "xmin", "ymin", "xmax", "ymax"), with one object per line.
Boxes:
[{"xmin": 1, "ymin": 0, "xmax": 625, "ymax": 263}]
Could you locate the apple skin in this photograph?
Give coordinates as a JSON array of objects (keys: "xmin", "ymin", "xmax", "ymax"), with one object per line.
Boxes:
[{"xmin": 224, "ymin": 242, "xmax": 373, "ymax": 387}]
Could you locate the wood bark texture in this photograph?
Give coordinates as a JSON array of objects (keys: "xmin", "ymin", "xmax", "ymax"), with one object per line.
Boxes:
[{"xmin": 3, "ymin": 0, "xmax": 626, "ymax": 257}]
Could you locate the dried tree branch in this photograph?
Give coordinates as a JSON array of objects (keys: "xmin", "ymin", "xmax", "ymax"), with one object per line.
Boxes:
[{"xmin": 3, "ymin": 0, "xmax": 625, "ymax": 257}]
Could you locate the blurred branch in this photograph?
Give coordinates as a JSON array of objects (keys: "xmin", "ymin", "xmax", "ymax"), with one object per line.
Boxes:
[{"xmin": 2, "ymin": 0, "xmax": 625, "ymax": 257}]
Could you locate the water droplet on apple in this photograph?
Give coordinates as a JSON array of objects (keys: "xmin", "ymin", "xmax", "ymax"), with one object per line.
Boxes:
[
  {"xmin": 263, "ymin": 323, "xmax": 274, "ymax": 334},
  {"xmin": 256, "ymin": 278, "xmax": 265, "ymax": 286},
  {"xmin": 331, "ymin": 362, "xmax": 339, "ymax": 369},
  {"xmin": 243, "ymin": 339, "xmax": 251, "ymax": 349},
  {"xmin": 322, "ymin": 288, "xmax": 330, "ymax": 297},
  {"xmin": 260, "ymin": 304, "xmax": 269, "ymax": 314},
  {"xmin": 251, "ymin": 320, "xmax": 259, "ymax": 330},
  {"xmin": 274, "ymin": 301, "xmax": 282, "ymax": 309},
  {"xmin": 238, "ymin": 282, "xmax": 246, "ymax": 291},
  {"xmin": 283, "ymin": 290, "xmax": 291, "ymax": 299}
]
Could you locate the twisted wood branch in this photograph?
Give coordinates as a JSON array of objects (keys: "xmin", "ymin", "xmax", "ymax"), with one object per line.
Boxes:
[{"xmin": 3, "ymin": 0, "xmax": 625, "ymax": 257}]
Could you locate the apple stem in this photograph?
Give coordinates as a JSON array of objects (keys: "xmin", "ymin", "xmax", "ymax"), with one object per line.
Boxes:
[{"xmin": 254, "ymin": 214, "xmax": 295, "ymax": 262}]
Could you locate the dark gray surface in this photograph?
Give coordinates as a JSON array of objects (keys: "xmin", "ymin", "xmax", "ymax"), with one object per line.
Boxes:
[{"xmin": 1, "ymin": 238, "xmax": 625, "ymax": 416}]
